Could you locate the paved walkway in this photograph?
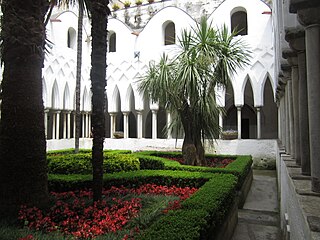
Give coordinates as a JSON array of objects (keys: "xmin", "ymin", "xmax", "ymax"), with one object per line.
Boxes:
[{"xmin": 232, "ymin": 170, "xmax": 281, "ymax": 240}]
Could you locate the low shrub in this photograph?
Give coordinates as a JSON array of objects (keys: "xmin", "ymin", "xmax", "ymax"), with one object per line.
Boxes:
[
  {"xmin": 48, "ymin": 170, "xmax": 213, "ymax": 192},
  {"xmin": 133, "ymin": 151, "xmax": 252, "ymax": 188},
  {"xmin": 138, "ymin": 174, "xmax": 237, "ymax": 240},
  {"xmin": 134, "ymin": 154, "xmax": 165, "ymax": 170},
  {"xmin": 104, "ymin": 153, "xmax": 140, "ymax": 173},
  {"xmin": 48, "ymin": 153, "xmax": 139, "ymax": 175}
]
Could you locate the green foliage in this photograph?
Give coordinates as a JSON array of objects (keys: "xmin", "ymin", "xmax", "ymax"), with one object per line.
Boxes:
[
  {"xmin": 48, "ymin": 152, "xmax": 139, "ymax": 175},
  {"xmin": 138, "ymin": 174, "xmax": 237, "ymax": 240},
  {"xmin": 138, "ymin": 17, "xmax": 251, "ymax": 148},
  {"xmin": 133, "ymin": 154, "xmax": 165, "ymax": 170},
  {"xmin": 48, "ymin": 170, "xmax": 213, "ymax": 192},
  {"xmin": 104, "ymin": 154, "xmax": 140, "ymax": 173},
  {"xmin": 133, "ymin": 151, "xmax": 252, "ymax": 188}
]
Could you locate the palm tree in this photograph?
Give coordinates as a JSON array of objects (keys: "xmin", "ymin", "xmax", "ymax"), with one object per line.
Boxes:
[
  {"xmin": 0, "ymin": 0, "xmax": 50, "ymax": 216},
  {"xmin": 139, "ymin": 17, "xmax": 251, "ymax": 165},
  {"xmin": 90, "ymin": 0, "xmax": 110, "ymax": 201}
]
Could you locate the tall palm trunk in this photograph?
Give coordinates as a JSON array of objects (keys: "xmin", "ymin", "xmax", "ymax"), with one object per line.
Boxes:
[
  {"xmin": 75, "ymin": 2, "xmax": 84, "ymax": 153},
  {"xmin": 180, "ymin": 102, "xmax": 199, "ymax": 166},
  {"xmin": 90, "ymin": 0, "xmax": 109, "ymax": 201},
  {"xmin": 0, "ymin": 0, "xmax": 49, "ymax": 216}
]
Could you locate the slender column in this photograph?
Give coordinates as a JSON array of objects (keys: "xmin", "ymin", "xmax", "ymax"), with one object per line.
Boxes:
[
  {"xmin": 151, "ymin": 110, "xmax": 157, "ymax": 139},
  {"xmin": 136, "ymin": 111, "xmax": 143, "ymax": 139},
  {"xmin": 88, "ymin": 113, "xmax": 91, "ymax": 138},
  {"xmin": 110, "ymin": 113, "xmax": 116, "ymax": 138},
  {"xmin": 73, "ymin": 111, "xmax": 76, "ymax": 138},
  {"xmin": 280, "ymin": 96, "xmax": 286, "ymax": 146},
  {"xmin": 56, "ymin": 111, "xmax": 60, "ymax": 139},
  {"xmin": 305, "ymin": 24, "xmax": 320, "ymax": 190},
  {"xmin": 52, "ymin": 111, "xmax": 56, "ymax": 139},
  {"xmin": 167, "ymin": 111, "xmax": 172, "ymax": 139},
  {"xmin": 287, "ymin": 80, "xmax": 295, "ymax": 158},
  {"xmin": 123, "ymin": 112, "xmax": 129, "ymax": 138},
  {"xmin": 237, "ymin": 106, "xmax": 242, "ymax": 140},
  {"xmin": 86, "ymin": 113, "xmax": 90, "ymax": 138},
  {"xmin": 297, "ymin": 49, "xmax": 311, "ymax": 175},
  {"xmin": 63, "ymin": 112, "xmax": 67, "ymax": 139},
  {"xmin": 256, "ymin": 107, "xmax": 261, "ymax": 139},
  {"xmin": 82, "ymin": 112, "xmax": 85, "ymax": 138},
  {"xmin": 285, "ymin": 83, "xmax": 291, "ymax": 154},
  {"xmin": 219, "ymin": 110, "xmax": 223, "ymax": 139},
  {"xmin": 44, "ymin": 109, "xmax": 49, "ymax": 139},
  {"xmin": 66, "ymin": 111, "xmax": 71, "ymax": 139}
]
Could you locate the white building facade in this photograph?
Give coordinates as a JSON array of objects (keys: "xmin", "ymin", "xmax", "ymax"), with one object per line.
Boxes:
[{"xmin": 42, "ymin": 0, "xmax": 277, "ymax": 143}]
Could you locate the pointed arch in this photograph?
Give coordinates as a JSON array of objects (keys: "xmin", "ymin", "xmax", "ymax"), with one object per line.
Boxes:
[
  {"xmin": 124, "ymin": 84, "xmax": 135, "ymax": 111},
  {"xmin": 260, "ymin": 72, "xmax": 275, "ymax": 105},
  {"xmin": 82, "ymin": 87, "xmax": 90, "ymax": 111},
  {"xmin": 63, "ymin": 83, "xmax": 71, "ymax": 110},
  {"xmin": 52, "ymin": 80, "xmax": 60, "ymax": 109},
  {"xmin": 42, "ymin": 78, "xmax": 48, "ymax": 108},
  {"xmin": 109, "ymin": 85, "xmax": 121, "ymax": 113},
  {"xmin": 261, "ymin": 76, "xmax": 278, "ymax": 139}
]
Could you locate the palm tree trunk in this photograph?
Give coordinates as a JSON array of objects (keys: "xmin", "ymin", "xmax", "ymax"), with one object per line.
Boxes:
[
  {"xmin": 180, "ymin": 102, "xmax": 199, "ymax": 166},
  {"xmin": 90, "ymin": 0, "xmax": 109, "ymax": 201},
  {"xmin": 74, "ymin": 2, "xmax": 84, "ymax": 153},
  {"xmin": 0, "ymin": 0, "xmax": 49, "ymax": 216}
]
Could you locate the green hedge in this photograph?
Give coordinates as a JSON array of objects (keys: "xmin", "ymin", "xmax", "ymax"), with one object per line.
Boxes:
[
  {"xmin": 138, "ymin": 173, "xmax": 237, "ymax": 240},
  {"xmin": 47, "ymin": 149, "xmax": 131, "ymax": 156},
  {"xmin": 48, "ymin": 170, "xmax": 237, "ymax": 240},
  {"xmin": 48, "ymin": 153, "xmax": 139, "ymax": 175},
  {"xmin": 48, "ymin": 170, "xmax": 213, "ymax": 192},
  {"xmin": 133, "ymin": 151, "xmax": 252, "ymax": 188}
]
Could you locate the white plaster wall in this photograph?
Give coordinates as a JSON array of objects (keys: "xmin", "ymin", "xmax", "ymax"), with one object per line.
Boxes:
[
  {"xmin": 209, "ymin": 0, "xmax": 275, "ymax": 107},
  {"xmin": 47, "ymin": 138, "xmax": 277, "ymax": 162}
]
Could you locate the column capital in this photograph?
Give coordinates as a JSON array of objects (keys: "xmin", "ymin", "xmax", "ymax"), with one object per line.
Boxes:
[
  {"xmin": 297, "ymin": 7, "xmax": 320, "ymax": 26},
  {"xmin": 285, "ymin": 27, "xmax": 306, "ymax": 52},
  {"xmin": 289, "ymin": 0, "xmax": 320, "ymax": 13},
  {"xmin": 255, "ymin": 106, "xmax": 262, "ymax": 111},
  {"xmin": 282, "ymin": 49, "xmax": 299, "ymax": 66},
  {"xmin": 109, "ymin": 112, "xmax": 117, "ymax": 117},
  {"xmin": 122, "ymin": 111, "xmax": 130, "ymax": 116},
  {"xmin": 235, "ymin": 105, "xmax": 243, "ymax": 110}
]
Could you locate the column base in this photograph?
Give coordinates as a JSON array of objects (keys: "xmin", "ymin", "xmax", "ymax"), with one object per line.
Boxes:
[{"xmin": 312, "ymin": 177, "xmax": 320, "ymax": 193}]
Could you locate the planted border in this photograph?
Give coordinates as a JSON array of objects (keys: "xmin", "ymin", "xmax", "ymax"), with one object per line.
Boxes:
[{"xmin": 133, "ymin": 151, "xmax": 252, "ymax": 188}]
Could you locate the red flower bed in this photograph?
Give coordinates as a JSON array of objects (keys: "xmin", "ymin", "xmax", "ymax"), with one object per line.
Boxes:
[
  {"xmin": 165, "ymin": 156, "xmax": 234, "ymax": 168},
  {"xmin": 18, "ymin": 184, "xmax": 197, "ymax": 239}
]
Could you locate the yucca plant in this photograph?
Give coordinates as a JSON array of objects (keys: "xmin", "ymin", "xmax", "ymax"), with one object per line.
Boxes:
[{"xmin": 139, "ymin": 16, "xmax": 251, "ymax": 166}]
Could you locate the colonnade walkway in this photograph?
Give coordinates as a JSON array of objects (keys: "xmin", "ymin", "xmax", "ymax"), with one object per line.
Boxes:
[{"xmin": 232, "ymin": 170, "xmax": 281, "ymax": 240}]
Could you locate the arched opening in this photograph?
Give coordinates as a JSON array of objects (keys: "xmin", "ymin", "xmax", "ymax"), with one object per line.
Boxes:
[
  {"xmin": 164, "ymin": 21, "xmax": 176, "ymax": 45},
  {"xmin": 109, "ymin": 31, "xmax": 116, "ymax": 52},
  {"xmin": 67, "ymin": 27, "xmax": 77, "ymax": 49},
  {"xmin": 243, "ymin": 79, "xmax": 256, "ymax": 139},
  {"xmin": 261, "ymin": 77, "xmax": 278, "ymax": 138},
  {"xmin": 231, "ymin": 10, "xmax": 248, "ymax": 36},
  {"xmin": 223, "ymin": 83, "xmax": 237, "ymax": 132},
  {"xmin": 157, "ymin": 107, "xmax": 167, "ymax": 139},
  {"xmin": 104, "ymin": 94, "xmax": 111, "ymax": 138}
]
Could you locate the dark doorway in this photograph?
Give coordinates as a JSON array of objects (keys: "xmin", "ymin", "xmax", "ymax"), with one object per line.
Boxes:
[{"xmin": 241, "ymin": 118, "xmax": 249, "ymax": 139}]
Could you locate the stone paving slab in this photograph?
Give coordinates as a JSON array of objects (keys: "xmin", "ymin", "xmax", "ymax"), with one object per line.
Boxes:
[{"xmin": 232, "ymin": 170, "xmax": 281, "ymax": 240}]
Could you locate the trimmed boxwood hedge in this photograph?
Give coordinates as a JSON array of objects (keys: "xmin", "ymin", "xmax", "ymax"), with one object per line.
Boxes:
[
  {"xmin": 48, "ymin": 170, "xmax": 214, "ymax": 191},
  {"xmin": 133, "ymin": 151, "xmax": 252, "ymax": 188},
  {"xmin": 48, "ymin": 152, "xmax": 139, "ymax": 174},
  {"xmin": 48, "ymin": 171, "xmax": 237, "ymax": 240},
  {"xmin": 136, "ymin": 173, "xmax": 237, "ymax": 240}
]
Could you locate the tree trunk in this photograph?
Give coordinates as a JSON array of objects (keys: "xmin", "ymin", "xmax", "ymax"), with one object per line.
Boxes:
[
  {"xmin": 90, "ymin": 0, "xmax": 109, "ymax": 201},
  {"xmin": 74, "ymin": 3, "xmax": 84, "ymax": 153},
  {"xmin": 194, "ymin": 132, "xmax": 205, "ymax": 166},
  {"xmin": 180, "ymin": 103, "xmax": 199, "ymax": 166},
  {"xmin": 0, "ymin": 0, "xmax": 49, "ymax": 216}
]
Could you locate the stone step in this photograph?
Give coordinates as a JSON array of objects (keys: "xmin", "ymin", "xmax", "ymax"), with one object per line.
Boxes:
[{"xmin": 238, "ymin": 209, "xmax": 280, "ymax": 227}]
